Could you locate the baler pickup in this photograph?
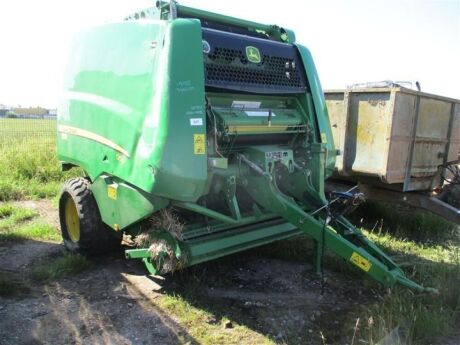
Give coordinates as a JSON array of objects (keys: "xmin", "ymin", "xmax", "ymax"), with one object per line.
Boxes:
[
  {"xmin": 125, "ymin": 146, "xmax": 434, "ymax": 292},
  {"xmin": 243, "ymin": 158, "xmax": 433, "ymax": 292}
]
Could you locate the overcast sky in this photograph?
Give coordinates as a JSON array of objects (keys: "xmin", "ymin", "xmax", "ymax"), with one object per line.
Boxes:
[{"xmin": 0, "ymin": 0, "xmax": 458, "ymax": 108}]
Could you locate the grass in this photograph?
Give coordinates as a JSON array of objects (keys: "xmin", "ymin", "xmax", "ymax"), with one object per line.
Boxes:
[
  {"xmin": 0, "ymin": 204, "xmax": 37, "ymax": 228},
  {"xmin": 243, "ymin": 203, "xmax": 459, "ymax": 344},
  {"xmin": 1, "ymin": 253, "xmax": 90, "ymax": 296},
  {"xmin": 157, "ymin": 294, "xmax": 274, "ymax": 345},
  {"xmin": 1, "ymin": 118, "xmax": 459, "ymax": 343},
  {"xmin": 0, "ymin": 118, "xmax": 56, "ymax": 144},
  {"xmin": 351, "ymin": 231, "xmax": 460, "ymax": 344},
  {"xmin": 349, "ymin": 201, "xmax": 457, "ymax": 242},
  {"xmin": 0, "ymin": 203, "xmax": 60, "ymax": 243},
  {"xmin": 339, "ymin": 204, "xmax": 459, "ymax": 344},
  {"xmin": 31, "ymin": 253, "xmax": 91, "ymax": 282},
  {"xmin": 0, "ymin": 118, "xmax": 81, "ymax": 201},
  {"xmin": 128, "ymin": 205, "xmax": 459, "ymax": 345},
  {"xmin": 0, "ymin": 222, "xmax": 61, "ymax": 243},
  {"xmin": 0, "ymin": 271, "xmax": 28, "ymax": 296}
]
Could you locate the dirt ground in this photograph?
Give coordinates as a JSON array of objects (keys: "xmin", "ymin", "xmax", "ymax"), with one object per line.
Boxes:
[
  {"xmin": 0, "ymin": 201, "xmax": 457, "ymax": 345},
  {"xmin": 0, "ymin": 251, "xmax": 375, "ymax": 345}
]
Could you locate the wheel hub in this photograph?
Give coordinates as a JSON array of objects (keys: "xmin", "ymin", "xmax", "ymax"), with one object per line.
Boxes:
[{"xmin": 65, "ymin": 197, "xmax": 80, "ymax": 242}]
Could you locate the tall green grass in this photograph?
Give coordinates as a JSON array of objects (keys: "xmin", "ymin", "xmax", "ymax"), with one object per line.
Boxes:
[
  {"xmin": 350, "ymin": 201, "xmax": 457, "ymax": 242},
  {"xmin": 348, "ymin": 203, "xmax": 460, "ymax": 344},
  {"xmin": 255, "ymin": 202, "xmax": 459, "ymax": 344},
  {"xmin": 354, "ymin": 234, "xmax": 459, "ymax": 344},
  {"xmin": 0, "ymin": 118, "xmax": 81, "ymax": 201}
]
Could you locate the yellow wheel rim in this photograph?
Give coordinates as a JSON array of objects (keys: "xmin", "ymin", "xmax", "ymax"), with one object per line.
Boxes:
[{"xmin": 65, "ymin": 197, "xmax": 80, "ymax": 242}]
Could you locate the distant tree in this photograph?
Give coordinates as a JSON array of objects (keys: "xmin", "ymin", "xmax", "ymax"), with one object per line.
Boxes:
[{"xmin": 5, "ymin": 111, "xmax": 18, "ymax": 118}]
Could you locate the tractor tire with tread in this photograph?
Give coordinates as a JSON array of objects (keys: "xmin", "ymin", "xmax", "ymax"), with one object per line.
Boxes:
[{"xmin": 59, "ymin": 177, "xmax": 120, "ymax": 255}]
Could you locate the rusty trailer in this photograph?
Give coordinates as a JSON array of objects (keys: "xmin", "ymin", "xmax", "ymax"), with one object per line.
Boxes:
[{"xmin": 325, "ymin": 86, "xmax": 460, "ymax": 224}]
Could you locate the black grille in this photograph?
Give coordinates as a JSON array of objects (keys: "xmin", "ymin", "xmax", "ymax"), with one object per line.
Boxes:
[{"xmin": 202, "ymin": 28, "xmax": 307, "ymax": 94}]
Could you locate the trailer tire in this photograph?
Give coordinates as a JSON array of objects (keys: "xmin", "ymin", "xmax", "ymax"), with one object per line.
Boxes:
[
  {"xmin": 441, "ymin": 184, "xmax": 460, "ymax": 209},
  {"xmin": 59, "ymin": 177, "xmax": 120, "ymax": 255}
]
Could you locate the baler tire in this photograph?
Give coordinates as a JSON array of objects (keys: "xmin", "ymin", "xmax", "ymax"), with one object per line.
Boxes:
[{"xmin": 59, "ymin": 177, "xmax": 120, "ymax": 255}]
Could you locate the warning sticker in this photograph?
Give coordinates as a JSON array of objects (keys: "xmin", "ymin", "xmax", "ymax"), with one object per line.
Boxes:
[
  {"xmin": 107, "ymin": 184, "xmax": 118, "ymax": 200},
  {"xmin": 193, "ymin": 134, "xmax": 206, "ymax": 155},
  {"xmin": 350, "ymin": 252, "xmax": 372, "ymax": 272}
]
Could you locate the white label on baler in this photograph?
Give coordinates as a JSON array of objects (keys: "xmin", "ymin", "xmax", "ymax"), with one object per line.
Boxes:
[
  {"xmin": 190, "ymin": 118, "xmax": 203, "ymax": 126},
  {"xmin": 231, "ymin": 101, "xmax": 261, "ymax": 109},
  {"xmin": 245, "ymin": 111, "xmax": 276, "ymax": 117}
]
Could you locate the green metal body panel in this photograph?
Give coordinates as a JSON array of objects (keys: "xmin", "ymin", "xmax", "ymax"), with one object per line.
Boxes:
[
  {"xmin": 91, "ymin": 175, "xmax": 168, "ymax": 230},
  {"xmin": 209, "ymin": 94, "xmax": 304, "ymax": 130},
  {"xmin": 59, "ymin": 2, "xmax": 430, "ymax": 292},
  {"xmin": 58, "ymin": 19, "xmax": 207, "ymax": 202},
  {"xmin": 296, "ymin": 45, "xmax": 336, "ymax": 177},
  {"xmin": 127, "ymin": 219, "xmax": 302, "ymax": 266},
  {"xmin": 162, "ymin": 3, "xmax": 295, "ymax": 43}
]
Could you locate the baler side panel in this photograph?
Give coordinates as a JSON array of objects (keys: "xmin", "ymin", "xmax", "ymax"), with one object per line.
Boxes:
[
  {"xmin": 295, "ymin": 44, "xmax": 336, "ymax": 177},
  {"xmin": 58, "ymin": 19, "xmax": 208, "ymax": 203},
  {"xmin": 149, "ymin": 19, "xmax": 208, "ymax": 201},
  {"xmin": 57, "ymin": 21, "xmax": 166, "ymax": 191}
]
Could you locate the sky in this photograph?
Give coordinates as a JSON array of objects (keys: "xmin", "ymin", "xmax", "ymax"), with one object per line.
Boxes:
[{"xmin": 0, "ymin": 0, "xmax": 458, "ymax": 108}]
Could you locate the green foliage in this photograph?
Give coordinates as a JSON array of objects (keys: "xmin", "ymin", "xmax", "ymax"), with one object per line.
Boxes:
[
  {"xmin": 31, "ymin": 253, "xmax": 90, "ymax": 282},
  {"xmin": 158, "ymin": 294, "xmax": 274, "ymax": 345},
  {"xmin": 355, "ymin": 235, "xmax": 460, "ymax": 344},
  {"xmin": 0, "ymin": 204, "xmax": 38, "ymax": 232},
  {"xmin": 351, "ymin": 201, "xmax": 457, "ymax": 242},
  {"xmin": 0, "ymin": 271, "xmax": 27, "ymax": 296},
  {"xmin": 0, "ymin": 204, "xmax": 37, "ymax": 223},
  {"xmin": 0, "ymin": 204, "xmax": 15, "ymax": 218},
  {"xmin": 5, "ymin": 111, "xmax": 17, "ymax": 118},
  {"xmin": 0, "ymin": 222, "xmax": 60, "ymax": 243},
  {"xmin": 256, "ymin": 203, "xmax": 459, "ymax": 344},
  {"xmin": 0, "ymin": 204, "xmax": 59, "ymax": 243},
  {"xmin": 346, "ymin": 204, "xmax": 459, "ymax": 344},
  {"xmin": 0, "ymin": 118, "xmax": 82, "ymax": 201},
  {"xmin": 0, "ymin": 181, "xmax": 24, "ymax": 201}
]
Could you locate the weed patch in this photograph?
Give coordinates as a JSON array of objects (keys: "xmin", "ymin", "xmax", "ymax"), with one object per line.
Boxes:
[
  {"xmin": 353, "ymin": 241, "xmax": 459, "ymax": 344},
  {"xmin": 0, "ymin": 222, "xmax": 60, "ymax": 243},
  {"xmin": 31, "ymin": 253, "xmax": 90, "ymax": 282},
  {"xmin": 0, "ymin": 118, "xmax": 82, "ymax": 201},
  {"xmin": 0, "ymin": 204, "xmax": 38, "ymax": 231},
  {"xmin": 0, "ymin": 204, "xmax": 37, "ymax": 228},
  {"xmin": 343, "ymin": 205, "xmax": 459, "ymax": 344},
  {"xmin": 351, "ymin": 201, "xmax": 457, "ymax": 242},
  {"xmin": 158, "ymin": 294, "xmax": 274, "ymax": 345},
  {"xmin": 251, "ymin": 203, "xmax": 460, "ymax": 344},
  {"xmin": 0, "ymin": 271, "xmax": 28, "ymax": 296}
]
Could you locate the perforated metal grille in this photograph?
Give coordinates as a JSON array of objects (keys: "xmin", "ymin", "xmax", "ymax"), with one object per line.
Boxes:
[
  {"xmin": 202, "ymin": 29, "xmax": 307, "ymax": 94},
  {"xmin": 204, "ymin": 47, "xmax": 305, "ymax": 93}
]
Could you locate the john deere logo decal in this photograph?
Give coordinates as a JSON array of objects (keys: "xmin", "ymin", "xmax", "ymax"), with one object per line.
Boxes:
[{"xmin": 246, "ymin": 46, "xmax": 261, "ymax": 63}]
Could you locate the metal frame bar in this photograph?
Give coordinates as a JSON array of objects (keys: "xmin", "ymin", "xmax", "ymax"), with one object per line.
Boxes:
[{"xmin": 403, "ymin": 94, "xmax": 421, "ymax": 191}]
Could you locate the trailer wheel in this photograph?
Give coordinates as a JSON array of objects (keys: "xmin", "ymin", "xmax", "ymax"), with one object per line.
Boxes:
[
  {"xmin": 441, "ymin": 184, "xmax": 460, "ymax": 209},
  {"xmin": 59, "ymin": 178, "xmax": 120, "ymax": 255}
]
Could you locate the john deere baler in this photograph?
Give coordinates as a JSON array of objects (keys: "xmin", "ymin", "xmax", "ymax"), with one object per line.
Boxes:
[{"xmin": 57, "ymin": 2, "xmax": 432, "ymax": 291}]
